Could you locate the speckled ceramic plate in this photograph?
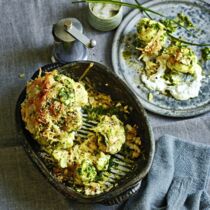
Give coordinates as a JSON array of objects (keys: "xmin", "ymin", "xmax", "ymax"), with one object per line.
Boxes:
[{"xmin": 112, "ymin": 0, "xmax": 210, "ymax": 117}]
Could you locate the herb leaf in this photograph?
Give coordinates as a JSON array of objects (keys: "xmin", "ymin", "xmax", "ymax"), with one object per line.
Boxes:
[{"xmin": 201, "ymin": 47, "xmax": 210, "ymax": 60}]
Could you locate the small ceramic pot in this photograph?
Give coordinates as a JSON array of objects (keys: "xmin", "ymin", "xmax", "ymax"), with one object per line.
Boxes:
[{"xmin": 88, "ymin": 2, "xmax": 123, "ymax": 31}]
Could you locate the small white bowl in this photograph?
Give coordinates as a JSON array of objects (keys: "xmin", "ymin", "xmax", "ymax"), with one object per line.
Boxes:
[{"xmin": 88, "ymin": 2, "xmax": 123, "ymax": 31}]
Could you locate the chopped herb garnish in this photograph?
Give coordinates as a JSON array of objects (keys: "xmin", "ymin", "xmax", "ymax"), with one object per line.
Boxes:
[
  {"xmin": 58, "ymin": 88, "xmax": 74, "ymax": 105},
  {"xmin": 123, "ymin": 50, "xmax": 132, "ymax": 59},
  {"xmin": 54, "ymin": 75, "xmax": 61, "ymax": 81},
  {"xmin": 83, "ymin": 105, "xmax": 125, "ymax": 121},
  {"xmin": 160, "ymin": 19, "xmax": 177, "ymax": 33},
  {"xmin": 176, "ymin": 12, "xmax": 194, "ymax": 29},
  {"xmin": 148, "ymin": 93, "xmax": 153, "ymax": 102},
  {"xmin": 18, "ymin": 73, "xmax": 25, "ymax": 79},
  {"xmin": 201, "ymin": 47, "xmax": 210, "ymax": 61}
]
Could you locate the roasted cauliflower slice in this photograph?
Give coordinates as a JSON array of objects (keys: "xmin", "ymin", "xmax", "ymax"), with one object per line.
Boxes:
[
  {"xmin": 137, "ymin": 18, "xmax": 167, "ymax": 56},
  {"xmin": 165, "ymin": 45, "xmax": 197, "ymax": 74},
  {"xmin": 21, "ymin": 70, "xmax": 88, "ymax": 148},
  {"xmin": 93, "ymin": 115, "xmax": 125, "ymax": 154}
]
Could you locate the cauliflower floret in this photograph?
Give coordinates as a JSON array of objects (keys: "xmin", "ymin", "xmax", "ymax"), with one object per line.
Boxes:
[
  {"xmin": 21, "ymin": 70, "xmax": 89, "ymax": 149},
  {"xmin": 52, "ymin": 149, "xmax": 70, "ymax": 168},
  {"xmin": 93, "ymin": 115, "xmax": 125, "ymax": 154},
  {"xmin": 62, "ymin": 107, "xmax": 83, "ymax": 132},
  {"xmin": 137, "ymin": 18, "xmax": 167, "ymax": 56},
  {"xmin": 96, "ymin": 152, "xmax": 110, "ymax": 171},
  {"xmin": 73, "ymin": 82, "xmax": 88, "ymax": 107},
  {"xmin": 75, "ymin": 160, "xmax": 97, "ymax": 184},
  {"xmin": 165, "ymin": 45, "xmax": 197, "ymax": 74}
]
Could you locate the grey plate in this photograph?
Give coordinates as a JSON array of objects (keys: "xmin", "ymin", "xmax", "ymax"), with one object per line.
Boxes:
[{"xmin": 112, "ymin": 0, "xmax": 210, "ymax": 117}]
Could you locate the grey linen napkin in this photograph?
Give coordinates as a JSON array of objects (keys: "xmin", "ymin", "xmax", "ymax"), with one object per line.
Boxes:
[{"xmin": 123, "ymin": 135, "xmax": 210, "ymax": 210}]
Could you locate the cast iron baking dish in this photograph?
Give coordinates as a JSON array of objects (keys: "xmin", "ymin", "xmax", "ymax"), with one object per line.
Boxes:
[{"xmin": 15, "ymin": 61, "xmax": 155, "ymax": 205}]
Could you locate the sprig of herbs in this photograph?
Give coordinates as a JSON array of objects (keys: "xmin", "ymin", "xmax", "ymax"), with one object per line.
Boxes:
[
  {"xmin": 73, "ymin": 0, "xmax": 210, "ymax": 46},
  {"xmin": 168, "ymin": 34, "xmax": 210, "ymax": 47},
  {"xmin": 134, "ymin": 0, "xmax": 152, "ymax": 20}
]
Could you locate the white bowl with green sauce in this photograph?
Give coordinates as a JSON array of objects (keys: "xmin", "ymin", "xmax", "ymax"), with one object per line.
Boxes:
[{"xmin": 88, "ymin": 1, "xmax": 123, "ymax": 31}]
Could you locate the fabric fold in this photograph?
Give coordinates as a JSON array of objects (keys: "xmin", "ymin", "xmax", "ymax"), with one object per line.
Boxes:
[{"xmin": 123, "ymin": 135, "xmax": 210, "ymax": 210}]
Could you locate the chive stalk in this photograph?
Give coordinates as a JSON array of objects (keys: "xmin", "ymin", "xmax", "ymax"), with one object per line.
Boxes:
[{"xmin": 73, "ymin": 0, "xmax": 210, "ymax": 46}]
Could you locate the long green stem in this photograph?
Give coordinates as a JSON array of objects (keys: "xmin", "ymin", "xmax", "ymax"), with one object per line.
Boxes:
[
  {"xmin": 134, "ymin": 0, "xmax": 195, "ymax": 38},
  {"xmin": 73, "ymin": 0, "xmax": 165, "ymax": 17},
  {"xmin": 168, "ymin": 33, "xmax": 210, "ymax": 46},
  {"xmin": 73, "ymin": 0, "xmax": 210, "ymax": 46},
  {"xmin": 134, "ymin": 0, "xmax": 194, "ymax": 36},
  {"xmin": 79, "ymin": 62, "xmax": 94, "ymax": 81},
  {"xmin": 134, "ymin": 0, "xmax": 152, "ymax": 19}
]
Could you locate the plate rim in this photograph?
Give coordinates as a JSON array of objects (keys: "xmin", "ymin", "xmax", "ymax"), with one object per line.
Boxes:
[{"xmin": 112, "ymin": 0, "xmax": 210, "ymax": 118}]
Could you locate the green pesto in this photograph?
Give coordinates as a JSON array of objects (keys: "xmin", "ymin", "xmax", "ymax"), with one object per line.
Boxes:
[{"xmin": 123, "ymin": 50, "xmax": 132, "ymax": 59}]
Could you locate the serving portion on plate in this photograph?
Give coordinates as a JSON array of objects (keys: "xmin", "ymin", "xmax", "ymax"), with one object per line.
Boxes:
[
  {"xmin": 16, "ymin": 61, "xmax": 154, "ymax": 204},
  {"xmin": 112, "ymin": 0, "xmax": 210, "ymax": 117}
]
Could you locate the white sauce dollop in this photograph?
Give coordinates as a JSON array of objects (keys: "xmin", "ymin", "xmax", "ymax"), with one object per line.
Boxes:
[
  {"xmin": 168, "ymin": 64, "xmax": 202, "ymax": 100},
  {"xmin": 141, "ymin": 65, "xmax": 168, "ymax": 93},
  {"xmin": 90, "ymin": 3, "xmax": 120, "ymax": 19},
  {"xmin": 141, "ymin": 63, "xmax": 203, "ymax": 100}
]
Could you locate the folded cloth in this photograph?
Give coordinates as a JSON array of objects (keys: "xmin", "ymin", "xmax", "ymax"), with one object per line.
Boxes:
[{"xmin": 123, "ymin": 135, "xmax": 210, "ymax": 210}]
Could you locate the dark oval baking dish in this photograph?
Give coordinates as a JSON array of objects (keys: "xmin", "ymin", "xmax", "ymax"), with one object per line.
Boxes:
[{"xmin": 15, "ymin": 61, "xmax": 155, "ymax": 205}]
